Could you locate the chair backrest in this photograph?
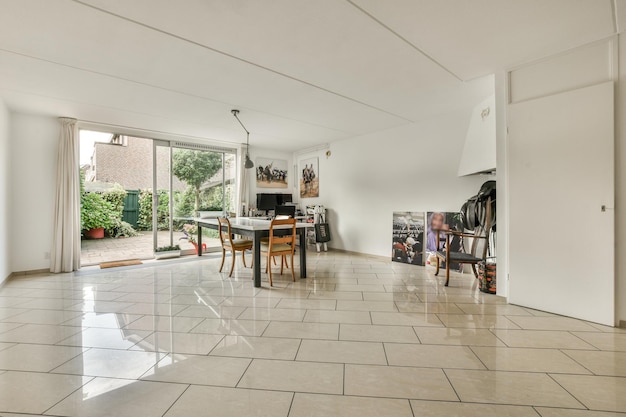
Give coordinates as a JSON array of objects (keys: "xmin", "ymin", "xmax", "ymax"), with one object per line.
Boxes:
[
  {"xmin": 275, "ymin": 205, "xmax": 296, "ymax": 218},
  {"xmin": 268, "ymin": 217, "xmax": 296, "ymax": 251},
  {"xmin": 217, "ymin": 217, "xmax": 232, "ymax": 247},
  {"xmin": 469, "ymin": 197, "xmax": 492, "ymax": 259}
]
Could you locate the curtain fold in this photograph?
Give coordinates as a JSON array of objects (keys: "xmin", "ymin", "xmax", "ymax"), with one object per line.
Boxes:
[{"xmin": 50, "ymin": 118, "xmax": 81, "ymax": 273}]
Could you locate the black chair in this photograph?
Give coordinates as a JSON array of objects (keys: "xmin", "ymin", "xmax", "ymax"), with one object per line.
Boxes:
[
  {"xmin": 275, "ymin": 205, "xmax": 296, "ymax": 218},
  {"xmin": 435, "ymin": 197, "xmax": 493, "ymax": 286}
]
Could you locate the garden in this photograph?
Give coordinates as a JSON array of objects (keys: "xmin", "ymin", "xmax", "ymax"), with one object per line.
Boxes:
[{"xmin": 80, "ymin": 148, "xmax": 234, "ymax": 264}]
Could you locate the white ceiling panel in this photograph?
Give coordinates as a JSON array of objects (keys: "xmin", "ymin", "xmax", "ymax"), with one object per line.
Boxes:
[
  {"xmin": 0, "ymin": 0, "xmax": 407, "ymax": 135},
  {"xmin": 351, "ymin": 0, "xmax": 615, "ymax": 80},
  {"xmin": 0, "ymin": 0, "xmax": 617, "ymax": 150},
  {"xmin": 0, "ymin": 52, "xmax": 352, "ymax": 150},
  {"xmin": 74, "ymin": 0, "xmax": 471, "ymax": 119}
]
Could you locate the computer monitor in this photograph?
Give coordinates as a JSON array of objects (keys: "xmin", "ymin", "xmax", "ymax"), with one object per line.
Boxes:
[
  {"xmin": 275, "ymin": 205, "xmax": 296, "ymax": 218},
  {"xmin": 257, "ymin": 193, "xmax": 278, "ymax": 211},
  {"xmin": 279, "ymin": 194, "xmax": 293, "ymax": 204}
]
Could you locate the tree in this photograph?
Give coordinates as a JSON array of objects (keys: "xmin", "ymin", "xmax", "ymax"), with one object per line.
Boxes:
[{"xmin": 172, "ymin": 149, "xmax": 222, "ymax": 216}]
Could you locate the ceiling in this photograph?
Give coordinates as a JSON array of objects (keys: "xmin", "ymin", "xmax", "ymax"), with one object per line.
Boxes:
[{"xmin": 0, "ymin": 0, "xmax": 621, "ymax": 150}]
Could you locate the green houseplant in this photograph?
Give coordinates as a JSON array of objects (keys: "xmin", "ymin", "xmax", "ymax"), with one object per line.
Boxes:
[
  {"xmin": 81, "ymin": 192, "xmax": 116, "ymax": 239},
  {"xmin": 154, "ymin": 244, "xmax": 181, "ymax": 260}
]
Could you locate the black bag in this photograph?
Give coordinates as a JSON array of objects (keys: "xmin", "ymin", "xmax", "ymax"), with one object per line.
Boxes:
[
  {"xmin": 461, "ymin": 181, "xmax": 496, "ymax": 231},
  {"xmin": 315, "ymin": 223, "xmax": 331, "ymax": 243}
]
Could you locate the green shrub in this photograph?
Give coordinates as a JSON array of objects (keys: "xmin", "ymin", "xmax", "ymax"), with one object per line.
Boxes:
[
  {"xmin": 81, "ymin": 192, "xmax": 116, "ymax": 231},
  {"xmin": 102, "ymin": 184, "xmax": 126, "ymax": 216},
  {"xmin": 138, "ymin": 189, "xmax": 170, "ymax": 231},
  {"xmin": 174, "ymin": 187, "xmax": 195, "ymax": 218},
  {"xmin": 108, "ymin": 219, "xmax": 140, "ymax": 238},
  {"xmin": 155, "ymin": 245, "xmax": 180, "ymax": 252}
]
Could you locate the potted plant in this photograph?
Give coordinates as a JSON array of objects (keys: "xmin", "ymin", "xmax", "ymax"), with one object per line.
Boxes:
[
  {"xmin": 198, "ymin": 205, "xmax": 224, "ymax": 218},
  {"xmin": 81, "ymin": 192, "xmax": 116, "ymax": 239},
  {"xmin": 180, "ymin": 224, "xmax": 206, "ymax": 254},
  {"xmin": 154, "ymin": 244, "xmax": 181, "ymax": 260}
]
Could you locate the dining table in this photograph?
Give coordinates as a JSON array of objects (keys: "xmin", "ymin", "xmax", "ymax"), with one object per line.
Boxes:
[{"xmin": 195, "ymin": 217, "xmax": 311, "ymax": 287}]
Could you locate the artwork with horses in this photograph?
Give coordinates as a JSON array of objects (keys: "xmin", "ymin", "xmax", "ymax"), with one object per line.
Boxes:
[
  {"xmin": 300, "ymin": 157, "xmax": 319, "ymax": 198},
  {"xmin": 392, "ymin": 212, "xmax": 425, "ymax": 266},
  {"xmin": 256, "ymin": 158, "xmax": 288, "ymax": 188}
]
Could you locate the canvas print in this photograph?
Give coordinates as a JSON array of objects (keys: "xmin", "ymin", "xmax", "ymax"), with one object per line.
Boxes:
[
  {"xmin": 426, "ymin": 211, "xmax": 465, "ymax": 270},
  {"xmin": 300, "ymin": 157, "xmax": 319, "ymax": 198},
  {"xmin": 256, "ymin": 158, "xmax": 288, "ymax": 188},
  {"xmin": 392, "ymin": 212, "xmax": 425, "ymax": 266}
]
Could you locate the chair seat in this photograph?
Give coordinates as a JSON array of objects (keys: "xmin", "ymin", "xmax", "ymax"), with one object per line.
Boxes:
[
  {"xmin": 436, "ymin": 251, "xmax": 482, "ymax": 263},
  {"xmin": 225, "ymin": 239, "xmax": 253, "ymax": 249},
  {"xmin": 261, "ymin": 243, "xmax": 292, "ymax": 253}
]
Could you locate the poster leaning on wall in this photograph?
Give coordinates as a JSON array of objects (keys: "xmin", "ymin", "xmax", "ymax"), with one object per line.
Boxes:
[
  {"xmin": 392, "ymin": 212, "xmax": 425, "ymax": 266},
  {"xmin": 425, "ymin": 211, "xmax": 465, "ymax": 271}
]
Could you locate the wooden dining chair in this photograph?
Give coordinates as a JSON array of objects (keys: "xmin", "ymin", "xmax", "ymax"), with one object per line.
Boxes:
[
  {"xmin": 435, "ymin": 197, "xmax": 492, "ymax": 286},
  {"xmin": 261, "ymin": 217, "xmax": 297, "ymax": 286},
  {"xmin": 218, "ymin": 217, "xmax": 253, "ymax": 277},
  {"xmin": 261, "ymin": 215, "xmax": 291, "ymax": 269}
]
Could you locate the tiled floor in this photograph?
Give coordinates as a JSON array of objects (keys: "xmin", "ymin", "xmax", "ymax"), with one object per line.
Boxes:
[{"xmin": 0, "ymin": 251, "xmax": 625, "ymax": 416}]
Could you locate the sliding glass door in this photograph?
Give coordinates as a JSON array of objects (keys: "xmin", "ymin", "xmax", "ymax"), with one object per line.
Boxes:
[{"xmin": 152, "ymin": 141, "xmax": 237, "ymax": 253}]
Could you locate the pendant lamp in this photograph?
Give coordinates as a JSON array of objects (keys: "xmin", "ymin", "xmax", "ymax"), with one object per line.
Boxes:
[{"xmin": 231, "ymin": 109, "xmax": 254, "ymax": 169}]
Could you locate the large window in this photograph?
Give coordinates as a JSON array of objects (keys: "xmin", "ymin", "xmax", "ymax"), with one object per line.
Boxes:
[{"xmin": 79, "ymin": 130, "xmax": 237, "ymax": 266}]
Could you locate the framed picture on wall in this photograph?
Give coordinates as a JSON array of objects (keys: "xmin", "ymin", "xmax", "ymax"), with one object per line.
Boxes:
[
  {"xmin": 299, "ymin": 157, "xmax": 319, "ymax": 198},
  {"xmin": 392, "ymin": 212, "xmax": 425, "ymax": 266},
  {"xmin": 256, "ymin": 158, "xmax": 288, "ymax": 188}
]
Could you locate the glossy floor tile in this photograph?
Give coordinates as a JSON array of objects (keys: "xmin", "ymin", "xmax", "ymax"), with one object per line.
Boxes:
[
  {"xmin": 344, "ymin": 364, "xmax": 458, "ymax": 400},
  {"xmin": 163, "ymin": 385, "xmax": 293, "ymax": 417},
  {"xmin": 47, "ymin": 377, "xmax": 187, "ymax": 417},
  {"xmin": 0, "ymin": 371, "xmax": 89, "ymax": 414},
  {"xmin": 262, "ymin": 321, "xmax": 339, "ymax": 340},
  {"xmin": 492, "ymin": 328, "xmax": 598, "ymax": 349},
  {"xmin": 238, "ymin": 358, "xmax": 343, "ymax": 394},
  {"xmin": 0, "ymin": 343, "xmax": 83, "ymax": 372},
  {"xmin": 445, "ymin": 369, "xmax": 584, "ymax": 408},
  {"xmin": 471, "ymin": 346, "xmax": 592, "ymax": 374},
  {"xmin": 52, "ymin": 348, "xmax": 162, "ymax": 379},
  {"xmin": 339, "ymin": 323, "xmax": 420, "ymax": 343},
  {"xmin": 209, "ymin": 335, "xmax": 301, "ymax": 360},
  {"xmin": 551, "ymin": 374, "xmax": 626, "ymax": 412},
  {"xmin": 0, "ymin": 251, "xmax": 623, "ymax": 416},
  {"xmin": 414, "ymin": 327, "xmax": 505, "ymax": 346},
  {"xmin": 290, "ymin": 392, "xmax": 413, "ymax": 417},
  {"xmin": 385, "ymin": 343, "xmax": 486, "ymax": 369},
  {"xmin": 410, "ymin": 400, "xmax": 539, "ymax": 417},
  {"xmin": 296, "ymin": 339, "xmax": 387, "ymax": 365},
  {"xmin": 142, "ymin": 354, "xmax": 250, "ymax": 386}
]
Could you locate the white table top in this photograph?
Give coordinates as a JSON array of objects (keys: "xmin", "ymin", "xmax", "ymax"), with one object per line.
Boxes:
[{"xmin": 195, "ymin": 217, "xmax": 311, "ymax": 230}]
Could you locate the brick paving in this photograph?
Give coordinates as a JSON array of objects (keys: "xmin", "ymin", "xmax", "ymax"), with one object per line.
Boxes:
[{"xmin": 80, "ymin": 231, "xmax": 220, "ymax": 266}]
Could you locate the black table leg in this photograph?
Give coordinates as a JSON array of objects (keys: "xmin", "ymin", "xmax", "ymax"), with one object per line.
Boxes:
[
  {"xmin": 253, "ymin": 231, "xmax": 262, "ymax": 287},
  {"xmin": 299, "ymin": 228, "xmax": 307, "ymax": 278},
  {"xmin": 197, "ymin": 225, "xmax": 203, "ymax": 256}
]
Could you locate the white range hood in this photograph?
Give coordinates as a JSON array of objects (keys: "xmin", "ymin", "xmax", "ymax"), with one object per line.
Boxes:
[{"xmin": 458, "ymin": 94, "xmax": 496, "ymax": 176}]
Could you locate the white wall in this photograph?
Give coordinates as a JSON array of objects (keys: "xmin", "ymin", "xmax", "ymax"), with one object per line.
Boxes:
[
  {"xmin": 0, "ymin": 99, "xmax": 11, "ymax": 282},
  {"xmin": 616, "ymin": 33, "xmax": 626, "ymax": 325},
  {"xmin": 10, "ymin": 113, "xmax": 58, "ymax": 272},
  {"xmin": 296, "ymin": 111, "xmax": 488, "ymax": 257},
  {"xmin": 247, "ymin": 147, "xmax": 294, "ymax": 210},
  {"xmin": 499, "ymin": 37, "xmax": 623, "ymax": 324},
  {"xmin": 495, "ymin": 71, "xmax": 509, "ymax": 298}
]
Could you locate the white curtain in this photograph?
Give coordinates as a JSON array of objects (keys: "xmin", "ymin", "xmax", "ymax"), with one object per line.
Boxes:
[{"xmin": 50, "ymin": 118, "xmax": 81, "ymax": 273}]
